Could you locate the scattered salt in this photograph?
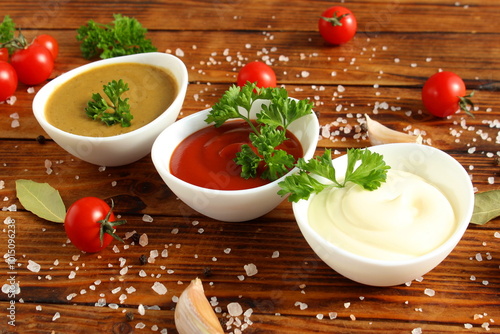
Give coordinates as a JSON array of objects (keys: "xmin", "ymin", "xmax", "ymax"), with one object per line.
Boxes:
[
  {"xmin": 243, "ymin": 263, "xmax": 258, "ymax": 276},
  {"xmin": 424, "ymin": 288, "xmax": 435, "ymax": 297},
  {"xmin": 227, "ymin": 302, "xmax": 243, "ymax": 316},
  {"xmin": 152, "ymin": 282, "xmax": 167, "ymax": 295},
  {"xmin": 139, "ymin": 233, "xmax": 149, "ymax": 247},
  {"xmin": 142, "ymin": 214, "xmax": 154, "ymax": 223},
  {"xmin": 27, "ymin": 260, "xmax": 41, "ymax": 273}
]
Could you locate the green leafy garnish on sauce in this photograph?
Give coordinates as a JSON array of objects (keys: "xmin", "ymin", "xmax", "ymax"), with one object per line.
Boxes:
[
  {"xmin": 76, "ymin": 14, "xmax": 157, "ymax": 59},
  {"xmin": 85, "ymin": 79, "xmax": 133, "ymax": 127},
  {"xmin": 15, "ymin": 179, "xmax": 66, "ymax": 223},
  {"xmin": 205, "ymin": 82, "xmax": 313, "ymax": 181},
  {"xmin": 278, "ymin": 148, "xmax": 391, "ymax": 202}
]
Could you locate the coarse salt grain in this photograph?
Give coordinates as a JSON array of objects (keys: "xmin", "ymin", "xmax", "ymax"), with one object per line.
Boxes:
[
  {"xmin": 152, "ymin": 282, "xmax": 167, "ymax": 295},
  {"xmin": 228, "ymin": 302, "xmax": 243, "ymax": 316},
  {"xmin": 139, "ymin": 233, "xmax": 149, "ymax": 246},
  {"xmin": 294, "ymin": 301, "xmax": 308, "ymax": 310},
  {"xmin": 142, "ymin": 214, "xmax": 154, "ymax": 223},
  {"xmin": 272, "ymin": 251, "xmax": 279, "ymax": 258},
  {"xmin": 52, "ymin": 312, "xmax": 60, "ymax": 321},
  {"xmin": 424, "ymin": 288, "xmax": 435, "ymax": 297},
  {"xmin": 243, "ymin": 263, "xmax": 258, "ymax": 276},
  {"xmin": 27, "ymin": 260, "xmax": 41, "ymax": 273}
]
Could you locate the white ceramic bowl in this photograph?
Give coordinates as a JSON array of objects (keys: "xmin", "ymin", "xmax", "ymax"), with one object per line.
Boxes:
[
  {"xmin": 151, "ymin": 101, "xmax": 320, "ymax": 222},
  {"xmin": 293, "ymin": 143, "xmax": 474, "ymax": 286},
  {"xmin": 32, "ymin": 52, "xmax": 188, "ymax": 166}
]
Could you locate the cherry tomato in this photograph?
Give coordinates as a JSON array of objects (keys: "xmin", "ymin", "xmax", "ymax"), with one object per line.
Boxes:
[
  {"xmin": 422, "ymin": 71, "xmax": 474, "ymax": 117},
  {"xmin": 0, "ymin": 48, "xmax": 9, "ymax": 62},
  {"xmin": 237, "ymin": 61, "xmax": 277, "ymax": 88},
  {"xmin": 318, "ymin": 6, "xmax": 357, "ymax": 45},
  {"xmin": 64, "ymin": 197, "xmax": 126, "ymax": 253},
  {"xmin": 0, "ymin": 61, "xmax": 18, "ymax": 101},
  {"xmin": 33, "ymin": 34, "xmax": 59, "ymax": 60},
  {"xmin": 10, "ymin": 44, "xmax": 54, "ymax": 85}
]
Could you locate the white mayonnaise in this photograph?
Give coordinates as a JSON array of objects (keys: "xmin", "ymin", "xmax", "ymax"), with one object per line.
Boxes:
[{"xmin": 308, "ymin": 169, "xmax": 456, "ymax": 261}]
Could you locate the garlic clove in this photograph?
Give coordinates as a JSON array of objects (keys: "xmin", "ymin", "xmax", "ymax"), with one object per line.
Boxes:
[
  {"xmin": 175, "ymin": 278, "xmax": 224, "ymax": 334},
  {"xmin": 365, "ymin": 114, "xmax": 422, "ymax": 146}
]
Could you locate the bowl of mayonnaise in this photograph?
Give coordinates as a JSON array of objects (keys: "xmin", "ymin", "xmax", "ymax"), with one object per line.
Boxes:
[{"xmin": 292, "ymin": 143, "xmax": 474, "ymax": 286}]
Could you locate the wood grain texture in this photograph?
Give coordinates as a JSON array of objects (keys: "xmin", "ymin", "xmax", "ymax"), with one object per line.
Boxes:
[{"xmin": 0, "ymin": 0, "xmax": 499, "ymax": 333}]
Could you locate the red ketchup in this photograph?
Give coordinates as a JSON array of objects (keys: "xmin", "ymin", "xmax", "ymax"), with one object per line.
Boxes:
[{"xmin": 170, "ymin": 120, "xmax": 303, "ymax": 190}]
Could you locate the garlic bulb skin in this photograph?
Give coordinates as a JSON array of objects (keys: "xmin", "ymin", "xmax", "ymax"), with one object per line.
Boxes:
[
  {"xmin": 365, "ymin": 114, "xmax": 422, "ymax": 146},
  {"xmin": 174, "ymin": 278, "xmax": 224, "ymax": 334}
]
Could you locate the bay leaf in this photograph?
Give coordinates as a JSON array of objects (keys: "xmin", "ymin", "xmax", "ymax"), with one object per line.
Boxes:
[
  {"xmin": 15, "ymin": 179, "xmax": 66, "ymax": 223},
  {"xmin": 470, "ymin": 189, "xmax": 500, "ymax": 225}
]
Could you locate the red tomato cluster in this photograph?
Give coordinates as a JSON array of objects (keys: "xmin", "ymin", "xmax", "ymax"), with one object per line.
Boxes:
[{"xmin": 0, "ymin": 34, "xmax": 58, "ymax": 101}]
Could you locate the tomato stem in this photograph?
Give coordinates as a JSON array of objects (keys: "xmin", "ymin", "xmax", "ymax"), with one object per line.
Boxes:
[
  {"xmin": 98, "ymin": 199, "xmax": 126, "ymax": 246},
  {"xmin": 459, "ymin": 91, "xmax": 475, "ymax": 118},
  {"xmin": 0, "ymin": 29, "xmax": 29, "ymax": 53},
  {"xmin": 320, "ymin": 11, "xmax": 349, "ymax": 27}
]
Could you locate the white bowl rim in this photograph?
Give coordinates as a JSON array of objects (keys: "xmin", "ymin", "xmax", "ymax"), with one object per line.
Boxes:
[
  {"xmin": 33, "ymin": 52, "xmax": 188, "ymax": 143},
  {"xmin": 293, "ymin": 143, "xmax": 474, "ymax": 267},
  {"xmin": 151, "ymin": 104, "xmax": 320, "ymax": 195}
]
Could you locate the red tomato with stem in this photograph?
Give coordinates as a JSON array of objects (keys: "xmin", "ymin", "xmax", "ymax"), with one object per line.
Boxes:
[
  {"xmin": 318, "ymin": 6, "xmax": 357, "ymax": 45},
  {"xmin": 0, "ymin": 48, "xmax": 9, "ymax": 62},
  {"xmin": 64, "ymin": 197, "xmax": 126, "ymax": 253},
  {"xmin": 422, "ymin": 71, "xmax": 474, "ymax": 117},
  {"xmin": 10, "ymin": 43, "xmax": 54, "ymax": 85},
  {"xmin": 237, "ymin": 61, "xmax": 277, "ymax": 88},
  {"xmin": 0, "ymin": 61, "xmax": 18, "ymax": 101},
  {"xmin": 33, "ymin": 34, "xmax": 59, "ymax": 60}
]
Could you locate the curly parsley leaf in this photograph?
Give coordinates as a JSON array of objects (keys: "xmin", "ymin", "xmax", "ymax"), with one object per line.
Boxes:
[
  {"xmin": 76, "ymin": 14, "xmax": 157, "ymax": 59},
  {"xmin": 278, "ymin": 148, "xmax": 390, "ymax": 202},
  {"xmin": 85, "ymin": 79, "xmax": 133, "ymax": 127},
  {"xmin": 0, "ymin": 16, "xmax": 15, "ymax": 43},
  {"xmin": 206, "ymin": 82, "xmax": 313, "ymax": 181}
]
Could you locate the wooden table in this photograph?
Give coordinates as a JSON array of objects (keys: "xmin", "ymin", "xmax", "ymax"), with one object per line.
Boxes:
[{"xmin": 1, "ymin": 1, "xmax": 499, "ymax": 333}]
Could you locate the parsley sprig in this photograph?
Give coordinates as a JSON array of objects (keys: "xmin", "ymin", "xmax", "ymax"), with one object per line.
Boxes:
[
  {"xmin": 0, "ymin": 16, "xmax": 15, "ymax": 44},
  {"xmin": 76, "ymin": 14, "xmax": 157, "ymax": 59},
  {"xmin": 278, "ymin": 148, "xmax": 390, "ymax": 202},
  {"xmin": 85, "ymin": 79, "xmax": 133, "ymax": 127},
  {"xmin": 205, "ymin": 82, "xmax": 313, "ymax": 181}
]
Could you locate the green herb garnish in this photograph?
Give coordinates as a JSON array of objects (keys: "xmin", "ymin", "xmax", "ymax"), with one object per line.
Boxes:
[
  {"xmin": 205, "ymin": 82, "xmax": 313, "ymax": 181},
  {"xmin": 0, "ymin": 15, "xmax": 16, "ymax": 50},
  {"xmin": 76, "ymin": 14, "xmax": 157, "ymax": 59},
  {"xmin": 85, "ymin": 79, "xmax": 133, "ymax": 127},
  {"xmin": 278, "ymin": 148, "xmax": 390, "ymax": 202}
]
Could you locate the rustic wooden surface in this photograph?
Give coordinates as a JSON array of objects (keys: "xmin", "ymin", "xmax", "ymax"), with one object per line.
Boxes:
[{"xmin": 0, "ymin": 1, "xmax": 499, "ymax": 333}]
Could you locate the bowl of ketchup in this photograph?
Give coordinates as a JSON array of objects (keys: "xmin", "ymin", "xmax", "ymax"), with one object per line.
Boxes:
[{"xmin": 151, "ymin": 99, "xmax": 319, "ymax": 222}]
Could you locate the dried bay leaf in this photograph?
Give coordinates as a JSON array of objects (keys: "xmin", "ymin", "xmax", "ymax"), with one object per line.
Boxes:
[
  {"xmin": 470, "ymin": 189, "xmax": 500, "ymax": 225},
  {"xmin": 15, "ymin": 179, "xmax": 66, "ymax": 223}
]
